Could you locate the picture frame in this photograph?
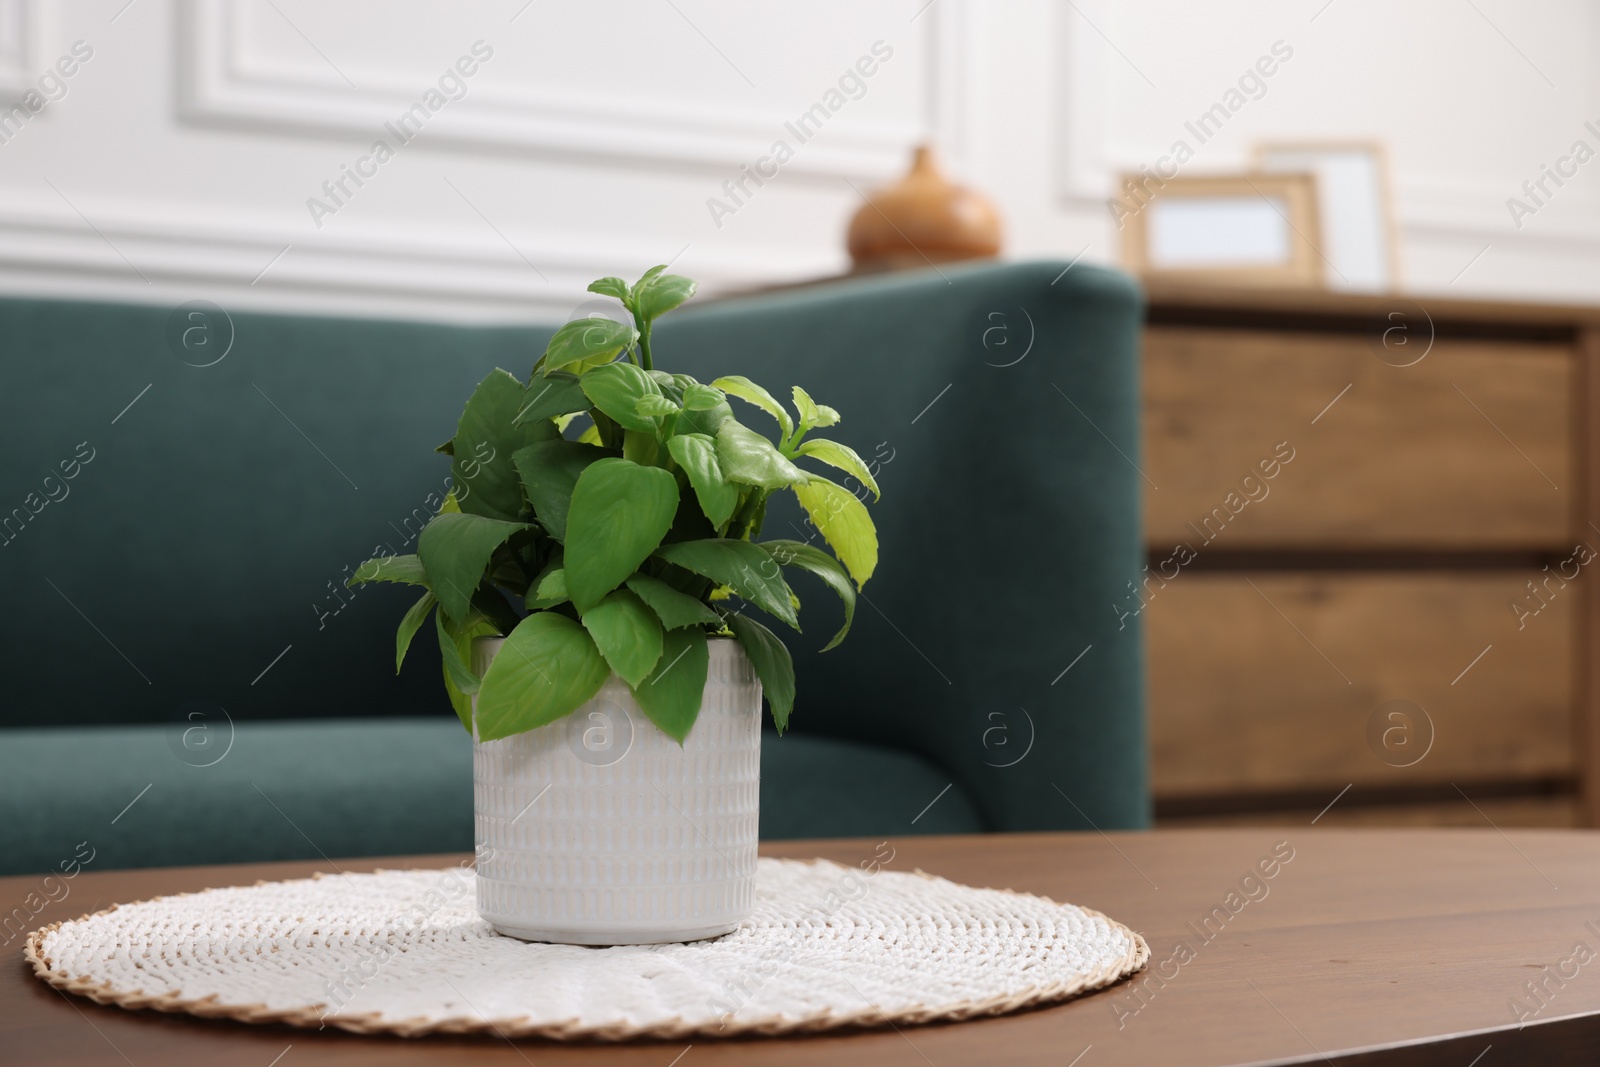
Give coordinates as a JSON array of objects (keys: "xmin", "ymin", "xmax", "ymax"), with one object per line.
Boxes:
[
  {"xmin": 1253, "ymin": 140, "xmax": 1400, "ymax": 292},
  {"xmin": 1118, "ymin": 172, "xmax": 1324, "ymax": 288}
]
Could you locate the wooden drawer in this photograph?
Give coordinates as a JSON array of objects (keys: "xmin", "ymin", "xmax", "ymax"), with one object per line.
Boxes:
[
  {"xmin": 1146, "ymin": 572, "xmax": 1576, "ymax": 797},
  {"xmin": 1142, "ymin": 328, "xmax": 1574, "ymax": 548}
]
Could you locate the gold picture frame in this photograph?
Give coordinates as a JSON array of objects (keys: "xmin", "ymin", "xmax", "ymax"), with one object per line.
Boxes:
[{"xmin": 1117, "ymin": 172, "xmax": 1324, "ymax": 288}]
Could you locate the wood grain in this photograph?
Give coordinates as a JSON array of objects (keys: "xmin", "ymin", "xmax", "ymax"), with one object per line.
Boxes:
[
  {"xmin": 1144, "ymin": 572, "xmax": 1577, "ymax": 796},
  {"xmin": 1142, "ymin": 327, "xmax": 1574, "ymax": 548},
  {"xmin": 8, "ymin": 832, "xmax": 1600, "ymax": 1065}
]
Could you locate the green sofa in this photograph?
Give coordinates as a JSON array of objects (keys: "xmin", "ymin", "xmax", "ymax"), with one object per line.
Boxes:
[{"xmin": 0, "ymin": 260, "xmax": 1147, "ymax": 875}]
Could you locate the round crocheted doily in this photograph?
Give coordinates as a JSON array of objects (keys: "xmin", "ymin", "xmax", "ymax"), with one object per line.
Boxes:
[{"xmin": 27, "ymin": 857, "xmax": 1148, "ymax": 1040}]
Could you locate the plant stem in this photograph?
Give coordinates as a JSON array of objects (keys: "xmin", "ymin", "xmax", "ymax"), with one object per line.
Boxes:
[
  {"xmin": 780, "ymin": 421, "xmax": 809, "ymax": 457},
  {"xmin": 639, "ymin": 322, "xmax": 654, "ymax": 372}
]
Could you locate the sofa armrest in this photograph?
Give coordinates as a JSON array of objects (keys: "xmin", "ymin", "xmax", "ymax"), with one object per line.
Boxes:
[{"xmin": 657, "ymin": 260, "xmax": 1149, "ymax": 831}]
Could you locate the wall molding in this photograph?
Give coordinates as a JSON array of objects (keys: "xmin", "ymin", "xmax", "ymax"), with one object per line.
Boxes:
[
  {"xmin": 0, "ymin": 193, "xmax": 841, "ymax": 322},
  {"xmin": 0, "ymin": 0, "xmax": 989, "ymax": 321},
  {"xmin": 177, "ymin": 0, "xmax": 962, "ymax": 181},
  {"xmin": 0, "ymin": 0, "xmax": 38, "ymax": 95}
]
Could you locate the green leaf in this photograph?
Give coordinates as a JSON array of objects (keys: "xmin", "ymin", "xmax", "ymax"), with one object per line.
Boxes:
[
  {"xmin": 590, "ymin": 408, "xmax": 619, "ymax": 447},
  {"xmin": 541, "ymin": 317, "xmax": 638, "ymax": 374},
  {"xmin": 626, "ymin": 573, "xmax": 722, "ymax": 629},
  {"xmin": 712, "ymin": 375, "xmax": 793, "ymax": 438},
  {"xmin": 513, "ymin": 374, "xmax": 589, "ymax": 427},
  {"xmin": 417, "ymin": 512, "xmax": 531, "ymax": 623},
  {"xmin": 715, "ymin": 419, "xmax": 809, "ymax": 489},
  {"xmin": 759, "ymin": 539, "xmax": 856, "ymax": 651},
  {"xmin": 667, "ymin": 433, "xmax": 740, "ymax": 528},
  {"xmin": 791, "ymin": 386, "xmax": 820, "ymax": 430},
  {"xmin": 677, "ymin": 399, "xmax": 732, "ymax": 437},
  {"xmin": 653, "ymin": 538, "xmax": 799, "ymax": 630},
  {"xmin": 443, "ymin": 669, "xmax": 471, "ymax": 729},
  {"xmin": 581, "ymin": 361, "xmax": 662, "ymax": 432},
  {"xmin": 623, "ymin": 429, "xmax": 661, "ymax": 467},
  {"xmin": 792, "ymin": 476, "xmax": 878, "ymax": 588},
  {"xmin": 682, "ymin": 384, "xmax": 725, "ymax": 411},
  {"xmin": 795, "ymin": 438, "xmax": 880, "ymax": 500},
  {"xmin": 437, "ymin": 609, "xmax": 482, "ymax": 695},
  {"xmin": 475, "ymin": 613, "xmax": 611, "ymax": 740},
  {"xmin": 581, "ymin": 588, "xmax": 664, "ymax": 688},
  {"xmin": 635, "ymin": 394, "xmax": 681, "ymax": 418},
  {"xmin": 450, "ymin": 369, "xmax": 560, "ymax": 521},
  {"xmin": 565, "ymin": 458, "xmax": 680, "ymax": 612},
  {"xmin": 513, "ymin": 439, "xmax": 611, "ymax": 541},
  {"xmin": 631, "ymin": 264, "xmax": 668, "ymax": 293},
  {"xmin": 631, "ymin": 626, "xmax": 709, "ymax": 743},
  {"xmin": 524, "ymin": 559, "xmax": 568, "ymax": 610},
  {"xmin": 791, "ymin": 387, "xmax": 840, "ymax": 429},
  {"xmin": 396, "ymin": 591, "xmax": 436, "ymax": 672},
  {"xmin": 632, "ymin": 273, "xmax": 698, "ymax": 322},
  {"xmin": 587, "ymin": 276, "xmax": 630, "ymax": 301},
  {"xmin": 724, "ymin": 614, "xmax": 795, "ymax": 733},
  {"xmin": 435, "ymin": 438, "xmax": 455, "ymax": 455},
  {"xmin": 438, "ymin": 609, "xmax": 498, "ymax": 730},
  {"xmin": 348, "ymin": 553, "xmax": 428, "ymax": 589}
]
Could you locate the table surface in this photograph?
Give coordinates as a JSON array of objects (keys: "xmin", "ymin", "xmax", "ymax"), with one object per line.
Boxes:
[{"xmin": 7, "ymin": 828, "xmax": 1600, "ymax": 1066}]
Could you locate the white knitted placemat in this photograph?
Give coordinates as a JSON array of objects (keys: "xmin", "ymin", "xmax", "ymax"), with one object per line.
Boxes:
[{"xmin": 27, "ymin": 858, "xmax": 1148, "ymax": 1040}]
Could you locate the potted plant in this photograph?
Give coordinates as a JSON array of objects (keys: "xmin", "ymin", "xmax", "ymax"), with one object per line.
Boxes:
[{"xmin": 349, "ymin": 267, "xmax": 879, "ymax": 945}]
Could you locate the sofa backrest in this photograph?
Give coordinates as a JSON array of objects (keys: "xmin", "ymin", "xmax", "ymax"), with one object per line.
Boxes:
[
  {"xmin": 0, "ymin": 297, "xmax": 548, "ymax": 728},
  {"xmin": 1, "ymin": 260, "xmax": 1148, "ymax": 830}
]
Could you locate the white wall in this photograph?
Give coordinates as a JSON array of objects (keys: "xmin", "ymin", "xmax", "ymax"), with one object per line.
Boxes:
[
  {"xmin": 1039, "ymin": 0, "xmax": 1600, "ymax": 302},
  {"xmin": 0, "ymin": 0, "xmax": 1595, "ymax": 324}
]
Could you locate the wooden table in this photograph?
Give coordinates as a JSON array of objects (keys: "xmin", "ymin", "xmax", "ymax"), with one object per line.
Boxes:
[{"xmin": 7, "ymin": 829, "xmax": 1600, "ymax": 1066}]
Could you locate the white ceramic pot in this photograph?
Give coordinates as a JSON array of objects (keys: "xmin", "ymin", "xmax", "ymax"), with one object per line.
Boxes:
[{"xmin": 470, "ymin": 635, "xmax": 761, "ymax": 945}]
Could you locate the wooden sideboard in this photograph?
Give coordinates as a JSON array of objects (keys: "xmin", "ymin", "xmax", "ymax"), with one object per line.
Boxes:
[{"xmin": 1141, "ymin": 281, "xmax": 1600, "ymax": 828}]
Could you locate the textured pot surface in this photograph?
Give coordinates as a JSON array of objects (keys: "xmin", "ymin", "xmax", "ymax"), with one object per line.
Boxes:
[{"xmin": 471, "ymin": 636, "xmax": 761, "ymax": 945}]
